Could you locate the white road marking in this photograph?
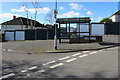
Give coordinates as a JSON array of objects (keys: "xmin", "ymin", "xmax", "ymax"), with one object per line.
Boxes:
[
  {"xmin": 50, "ymin": 63, "xmax": 63, "ymax": 69},
  {"xmin": 28, "ymin": 66, "xmax": 38, "ymax": 70},
  {"xmin": 2, "ymin": 49, "xmax": 7, "ymax": 51},
  {"xmin": 82, "ymin": 51, "xmax": 90, "ymax": 53},
  {"xmin": 98, "ymin": 50, "xmax": 103, "ymax": 52},
  {"xmin": 21, "ymin": 70, "xmax": 27, "ymax": 73},
  {"xmin": 66, "ymin": 58, "xmax": 77, "ymax": 62},
  {"xmin": 79, "ymin": 54, "xmax": 88, "ymax": 58},
  {"xmin": 89, "ymin": 51, "xmax": 98, "ymax": 54},
  {"xmin": 43, "ymin": 61, "xmax": 56, "ymax": 66},
  {"xmin": 7, "ymin": 49, "xmax": 13, "ymax": 52},
  {"xmin": 101, "ymin": 49, "xmax": 105, "ymax": 51},
  {"xmin": 0, "ymin": 73, "xmax": 15, "ymax": 79},
  {"xmin": 36, "ymin": 69, "xmax": 45, "ymax": 73},
  {"xmin": 72, "ymin": 53, "xmax": 81, "ymax": 57},
  {"xmin": 59, "ymin": 56, "xmax": 70, "ymax": 60},
  {"xmin": 27, "ymin": 74, "xmax": 30, "ymax": 76}
]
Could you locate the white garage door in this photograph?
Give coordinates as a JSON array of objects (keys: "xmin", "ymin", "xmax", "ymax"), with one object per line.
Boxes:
[
  {"xmin": 5, "ymin": 32, "xmax": 14, "ymax": 40},
  {"xmin": 15, "ymin": 31, "xmax": 25, "ymax": 40},
  {"xmin": 91, "ymin": 24, "xmax": 104, "ymax": 36}
]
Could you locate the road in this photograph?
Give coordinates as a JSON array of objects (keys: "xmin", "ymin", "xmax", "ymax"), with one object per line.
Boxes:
[{"xmin": 1, "ymin": 46, "xmax": 118, "ymax": 79}]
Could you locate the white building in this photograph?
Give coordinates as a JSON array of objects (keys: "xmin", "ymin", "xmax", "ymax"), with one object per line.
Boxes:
[
  {"xmin": 109, "ymin": 10, "xmax": 120, "ymax": 22},
  {"xmin": 0, "ymin": 16, "xmax": 44, "ymax": 33}
]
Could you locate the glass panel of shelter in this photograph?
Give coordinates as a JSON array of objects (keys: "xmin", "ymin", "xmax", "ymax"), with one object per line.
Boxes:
[
  {"xmin": 59, "ymin": 23, "xmax": 91, "ymax": 43},
  {"xmin": 68, "ymin": 23, "xmax": 78, "ymax": 38},
  {"xmin": 59, "ymin": 24, "xmax": 69, "ymax": 43},
  {"xmin": 60, "ymin": 24, "xmax": 68, "ymax": 39}
]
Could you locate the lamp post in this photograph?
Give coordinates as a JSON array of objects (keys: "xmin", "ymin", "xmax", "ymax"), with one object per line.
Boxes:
[{"xmin": 54, "ymin": 0, "xmax": 58, "ymax": 50}]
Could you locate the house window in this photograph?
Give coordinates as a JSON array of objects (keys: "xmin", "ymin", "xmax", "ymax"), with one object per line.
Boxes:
[{"xmin": 26, "ymin": 25, "xmax": 28, "ymax": 28}]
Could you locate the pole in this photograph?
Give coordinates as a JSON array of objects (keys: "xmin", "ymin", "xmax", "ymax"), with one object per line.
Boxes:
[
  {"xmin": 54, "ymin": 21, "xmax": 57, "ymax": 50},
  {"xmin": 54, "ymin": 0, "xmax": 58, "ymax": 50}
]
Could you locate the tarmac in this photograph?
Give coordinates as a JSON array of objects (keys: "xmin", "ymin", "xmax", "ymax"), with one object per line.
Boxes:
[{"xmin": 1, "ymin": 39, "xmax": 119, "ymax": 53}]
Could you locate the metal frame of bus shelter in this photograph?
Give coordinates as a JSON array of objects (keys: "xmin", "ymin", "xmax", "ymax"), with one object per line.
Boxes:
[{"xmin": 56, "ymin": 17, "xmax": 91, "ymax": 44}]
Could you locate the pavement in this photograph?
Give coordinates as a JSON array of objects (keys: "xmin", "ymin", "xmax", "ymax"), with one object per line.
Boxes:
[{"xmin": 1, "ymin": 40, "xmax": 119, "ymax": 53}]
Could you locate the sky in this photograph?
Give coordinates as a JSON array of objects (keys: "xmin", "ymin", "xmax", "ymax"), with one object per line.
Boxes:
[{"xmin": 0, "ymin": 2, "xmax": 119, "ymax": 25}]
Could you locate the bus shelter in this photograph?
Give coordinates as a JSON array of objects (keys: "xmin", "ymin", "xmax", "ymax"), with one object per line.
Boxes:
[{"xmin": 56, "ymin": 17, "xmax": 92, "ymax": 43}]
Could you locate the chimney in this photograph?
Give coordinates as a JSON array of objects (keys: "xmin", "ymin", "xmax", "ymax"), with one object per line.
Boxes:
[{"xmin": 13, "ymin": 15, "xmax": 16, "ymax": 19}]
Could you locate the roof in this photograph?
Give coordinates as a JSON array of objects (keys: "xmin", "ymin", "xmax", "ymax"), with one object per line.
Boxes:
[
  {"xmin": 109, "ymin": 10, "xmax": 120, "ymax": 18},
  {"xmin": 1, "ymin": 17, "xmax": 44, "ymax": 27},
  {"xmin": 56, "ymin": 17, "xmax": 91, "ymax": 23}
]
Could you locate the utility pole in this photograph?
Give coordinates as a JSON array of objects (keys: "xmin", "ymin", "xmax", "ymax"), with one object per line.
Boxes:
[{"xmin": 54, "ymin": 0, "xmax": 58, "ymax": 50}]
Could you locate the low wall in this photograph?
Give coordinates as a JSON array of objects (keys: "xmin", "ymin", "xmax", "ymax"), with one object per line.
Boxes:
[{"xmin": 103, "ymin": 35, "xmax": 120, "ymax": 43}]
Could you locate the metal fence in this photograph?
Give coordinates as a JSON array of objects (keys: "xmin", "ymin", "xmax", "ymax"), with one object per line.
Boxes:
[
  {"xmin": 25, "ymin": 30, "xmax": 36, "ymax": 40},
  {"xmin": 105, "ymin": 22, "xmax": 120, "ymax": 35}
]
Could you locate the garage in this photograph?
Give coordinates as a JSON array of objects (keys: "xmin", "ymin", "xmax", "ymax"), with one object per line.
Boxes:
[
  {"xmin": 15, "ymin": 31, "xmax": 25, "ymax": 40},
  {"xmin": 5, "ymin": 31, "xmax": 15, "ymax": 41}
]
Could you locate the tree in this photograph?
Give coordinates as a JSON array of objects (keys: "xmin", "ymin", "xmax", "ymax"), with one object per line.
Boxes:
[
  {"xmin": 32, "ymin": 0, "xmax": 41, "ymax": 28},
  {"xmin": 19, "ymin": 2, "xmax": 30, "ymax": 28},
  {"xmin": 45, "ymin": 11, "xmax": 54, "ymax": 25},
  {"xmin": 100, "ymin": 18, "xmax": 112, "ymax": 23},
  {"xmin": 22, "ymin": 3, "xmax": 29, "ymax": 27}
]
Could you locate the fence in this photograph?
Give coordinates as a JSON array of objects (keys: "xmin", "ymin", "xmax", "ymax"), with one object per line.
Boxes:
[
  {"xmin": 25, "ymin": 30, "xmax": 35, "ymax": 40},
  {"xmin": 5, "ymin": 29, "xmax": 55, "ymax": 41},
  {"xmin": 47, "ymin": 28, "xmax": 55, "ymax": 39},
  {"xmin": 105, "ymin": 22, "xmax": 120, "ymax": 35},
  {"xmin": 36, "ymin": 29, "xmax": 47, "ymax": 40}
]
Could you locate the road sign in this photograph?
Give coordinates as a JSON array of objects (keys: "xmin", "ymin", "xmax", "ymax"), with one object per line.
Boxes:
[{"xmin": 54, "ymin": 9, "xmax": 58, "ymax": 14}]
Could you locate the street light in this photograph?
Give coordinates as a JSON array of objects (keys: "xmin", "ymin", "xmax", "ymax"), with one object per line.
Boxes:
[{"xmin": 54, "ymin": 0, "xmax": 58, "ymax": 50}]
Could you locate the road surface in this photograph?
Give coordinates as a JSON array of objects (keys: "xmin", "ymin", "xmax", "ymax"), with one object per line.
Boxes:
[{"xmin": 1, "ymin": 46, "xmax": 118, "ymax": 79}]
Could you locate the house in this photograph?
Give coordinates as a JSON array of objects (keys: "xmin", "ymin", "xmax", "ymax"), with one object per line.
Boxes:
[
  {"xmin": 109, "ymin": 10, "xmax": 120, "ymax": 22},
  {"xmin": 0, "ymin": 16, "xmax": 44, "ymax": 33},
  {"xmin": 45, "ymin": 24, "xmax": 54, "ymax": 29},
  {"xmin": 105, "ymin": 10, "xmax": 120, "ymax": 35}
]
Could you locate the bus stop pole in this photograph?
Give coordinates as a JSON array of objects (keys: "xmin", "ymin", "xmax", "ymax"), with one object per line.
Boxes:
[
  {"xmin": 54, "ymin": 23, "xmax": 57, "ymax": 50},
  {"xmin": 54, "ymin": 0, "xmax": 58, "ymax": 50}
]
